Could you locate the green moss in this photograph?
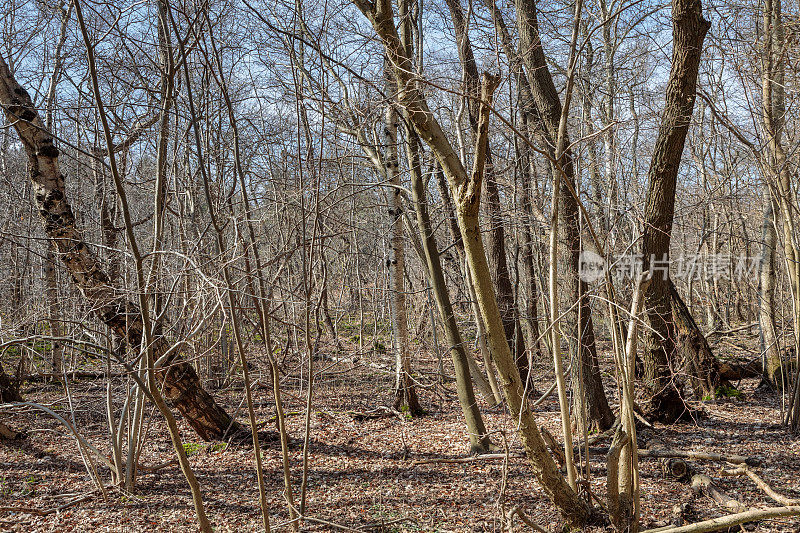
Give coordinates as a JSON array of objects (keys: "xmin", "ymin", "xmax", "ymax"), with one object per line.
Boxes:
[
  {"xmin": 716, "ymin": 385, "xmax": 743, "ymax": 398},
  {"xmin": 182, "ymin": 442, "xmax": 204, "ymax": 456},
  {"xmin": 208, "ymin": 442, "xmax": 228, "ymax": 453}
]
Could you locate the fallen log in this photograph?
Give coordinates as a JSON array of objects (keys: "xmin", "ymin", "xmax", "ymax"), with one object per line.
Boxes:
[
  {"xmin": 691, "ymin": 474, "xmax": 747, "ymax": 513},
  {"xmin": 639, "ymin": 448, "xmax": 760, "ymax": 466},
  {"xmin": 719, "ymin": 466, "xmax": 800, "ymax": 506},
  {"xmin": 663, "ymin": 457, "xmax": 691, "ymax": 481},
  {"xmin": 24, "ymin": 371, "xmax": 123, "ymax": 382},
  {"xmin": 640, "ymin": 505, "xmax": 800, "ymax": 533},
  {"xmin": 411, "ymin": 453, "xmax": 521, "ymax": 465},
  {"xmin": 707, "ymin": 323, "xmax": 758, "ymax": 337},
  {"xmin": 581, "ymin": 446, "xmax": 760, "ymax": 467},
  {"xmin": 647, "ymin": 437, "xmax": 691, "ymax": 481},
  {"xmin": 0, "ymin": 493, "xmax": 94, "ymax": 517}
]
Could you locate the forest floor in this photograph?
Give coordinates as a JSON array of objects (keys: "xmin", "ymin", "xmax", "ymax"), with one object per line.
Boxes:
[{"xmin": 1, "ymin": 334, "xmax": 799, "ymax": 532}]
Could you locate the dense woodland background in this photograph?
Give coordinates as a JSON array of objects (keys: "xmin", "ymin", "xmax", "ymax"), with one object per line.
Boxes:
[{"xmin": 1, "ymin": 0, "xmax": 800, "ymax": 530}]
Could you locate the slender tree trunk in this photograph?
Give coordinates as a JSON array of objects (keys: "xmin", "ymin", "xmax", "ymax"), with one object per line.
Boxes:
[
  {"xmin": 444, "ymin": 0, "xmax": 529, "ymax": 385},
  {"xmin": 385, "ymin": 69, "xmax": 422, "ymax": 414},
  {"xmin": 436, "ymin": 160, "xmax": 501, "ymax": 404},
  {"xmin": 517, "ymin": 123, "xmax": 544, "ymax": 362},
  {"xmin": 599, "ymin": 0, "xmax": 618, "ymax": 240},
  {"xmin": 580, "ymin": 28, "xmax": 606, "ymax": 232},
  {"xmin": 44, "ymin": 245, "xmax": 62, "ymax": 373},
  {"xmin": 404, "ymin": 126, "xmax": 491, "ymax": 452},
  {"xmin": 759, "ymin": 186, "xmax": 782, "ymax": 387},
  {"xmin": 761, "ymin": 0, "xmax": 800, "ymax": 429},
  {"xmin": 42, "ymin": 2, "xmax": 71, "ymax": 375}
]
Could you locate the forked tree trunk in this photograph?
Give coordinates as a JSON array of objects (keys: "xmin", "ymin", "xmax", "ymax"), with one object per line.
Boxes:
[
  {"xmin": 444, "ymin": 0, "xmax": 530, "ymax": 386},
  {"xmin": 762, "ymin": 0, "xmax": 800, "ymax": 430},
  {"xmin": 640, "ymin": 0, "xmax": 710, "ymax": 422},
  {"xmin": 351, "ymin": 0, "xmax": 590, "ymax": 523},
  {"xmin": 397, "ymin": 5, "xmax": 485, "ymax": 444},
  {"xmin": 0, "ymin": 54, "xmax": 240, "ymax": 442}
]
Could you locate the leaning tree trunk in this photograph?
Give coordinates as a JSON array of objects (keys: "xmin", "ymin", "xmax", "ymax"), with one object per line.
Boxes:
[
  {"xmin": 397, "ymin": 4, "xmax": 484, "ymax": 441},
  {"xmin": 444, "ymin": 0, "xmax": 530, "ymax": 386},
  {"xmin": 639, "ymin": 0, "xmax": 710, "ymax": 422},
  {"xmin": 351, "ymin": 0, "xmax": 591, "ymax": 523},
  {"xmin": 0, "ymin": 54, "xmax": 240, "ymax": 441},
  {"xmin": 456, "ymin": 73, "xmax": 590, "ymax": 526},
  {"xmin": 404, "ymin": 125, "xmax": 492, "ymax": 452},
  {"xmin": 435, "ymin": 164, "xmax": 504, "ymax": 403}
]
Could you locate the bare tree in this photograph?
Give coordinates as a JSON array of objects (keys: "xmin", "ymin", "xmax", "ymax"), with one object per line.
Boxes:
[{"xmin": 640, "ymin": 0, "xmax": 710, "ymax": 421}]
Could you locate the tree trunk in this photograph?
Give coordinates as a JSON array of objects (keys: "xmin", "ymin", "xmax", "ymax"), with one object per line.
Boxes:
[
  {"xmin": 352, "ymin": 1, "xmax": 590, "ymax": 522},
  {"xmin": 44, "ymin": 244, "xmax": 62, "ymax": 373},
  {"xmin": 513, "ymin": 0, "xmax": 614, "ymax": 432},
  {"xmin": 385, "ymin": 69, "xmax": 422, "ymax": 415},
  {"xmin": 518, "ymin": 126, "xmax": 545, "ymax": 362},
  {"xmin": 404, "ymin": 125, "xmax": 491, "ymax": 452},
  {"xmin": 0, "ymin": 363, "xmax": 23, "ymax": 403},
  {"xmin": 639, "ymin": 0, "xmax": 710, "ymax": 422},
  {"xmin": 669, "ymin": 279, "xmax": 725, "ymax": 399},
  {"xmin": 0, "ymin": 54, "xmax": 241, "ymax": 441},
  {"xmin": 456, "ymin": 73, "xmax": 590, "ymax": 526},
  {"xmin": 761, "ymin": 0, "xmax": 796, "ymax": 397},
  {"xmin": 444, "ymin": 0, "xmax": 529, "ymax": 386},
  {"xmin": 436, "ymin": 161, "xmax": 502, "ymax": 404},
  {"xmin": 759, "ymin": 186, "xmax": 782, "ymax": 387}
]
